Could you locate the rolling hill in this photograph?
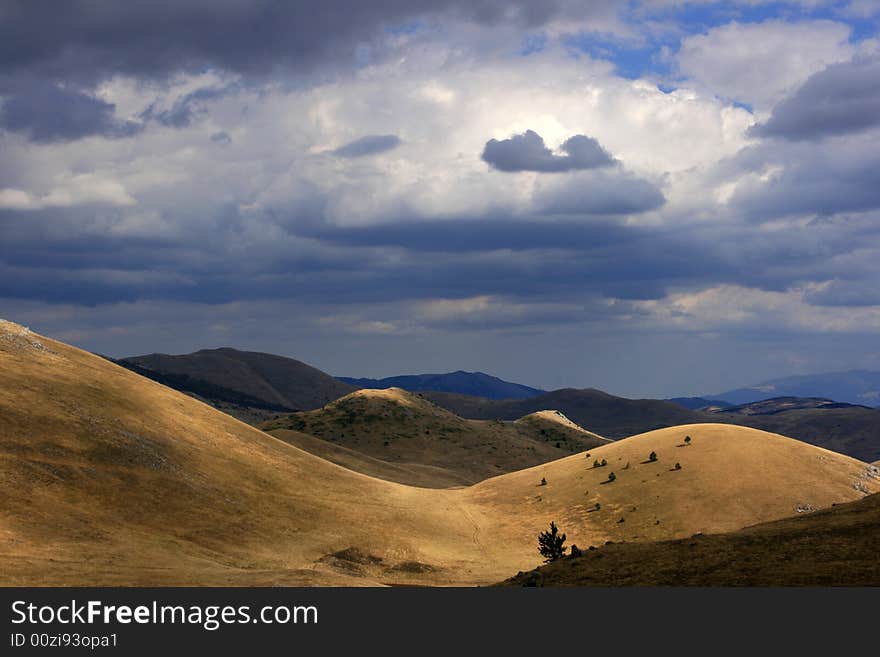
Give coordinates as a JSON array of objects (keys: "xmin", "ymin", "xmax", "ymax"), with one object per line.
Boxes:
[
  {"xmin": 119, "ymin": 348, "xmax": 356, "ymax": 415},
  {"xmin": 501, "ymin": 491, "xmax": 880, "ymax": 586},
  {"xmin": 261, "ymin": 388, "xmax": 610, "ymax": 486},
  {"xmin": 2, "ymin": 320, "xmax": 877, "ymax": 586},
  {"xmin": 114, "ymin": 347, "xmax": 879, "ymax": 464},
  {"xmin": 0, "ymin": 321, "xmax": 518, "ymax": 585},
  {"xmin": 337, "ymin": 371, "xmax": 545, "ymax": 400},
  {"xmin": 467, "ymin": 423, "xmax": 879, "ymax": 558}
]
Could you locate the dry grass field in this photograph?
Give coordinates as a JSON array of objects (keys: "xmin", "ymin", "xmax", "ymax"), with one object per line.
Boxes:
[{"xmin": 1, "ymin": 320, "xmax": 877, "ymax": 586}]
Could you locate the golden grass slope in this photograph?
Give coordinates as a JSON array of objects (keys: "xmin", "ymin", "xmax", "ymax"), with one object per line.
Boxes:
[
  {"xmin": 470, "ymin": 423, "xmax": 879, "ymax": 566},
  {"xmin": 261, "ymin": 388, "xmax": 608, "ymax": 486},
  {"xmin": 1, "ymin": 320, "xmax": 877, "ymax": 586},
  {"xmin": 0, "ymin": 322, "xmax": 504, "ymax": 585}
]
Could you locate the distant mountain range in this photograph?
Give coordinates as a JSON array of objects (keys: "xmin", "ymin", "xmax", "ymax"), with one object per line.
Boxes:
[
  {"xmin": 424, "ymin": 388, "xmax": 701, "ymax": 440},
  {"xmin": 712, "ymin": 370, "xmax": 880, "ymax": 407},
  {"xmin": 667, "ymin": 397, "xmax": 733, "ymax": 411},
  {"xmin": 114, "ymin": 347, "xmax": 880, "ymax": 462},
  {"xmin": 337, "ymin": 370, "xmax": 545, "ymax": 400}
]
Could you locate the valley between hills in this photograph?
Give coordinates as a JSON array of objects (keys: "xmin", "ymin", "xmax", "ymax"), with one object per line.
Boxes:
[{"xmin": 2, "ymin": 319, "xmax": 879, "ymax": 586}]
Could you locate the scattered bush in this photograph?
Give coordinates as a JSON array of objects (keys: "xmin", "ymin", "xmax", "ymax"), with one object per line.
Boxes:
[
  {"xmin": 674, "ymin": 462, "xmax": 682, "ymax": 470},
  {"xmin": 594, "ymin": 502, "xmax": 601, "ymax": 511},
  {"xmin": 648, "ymin": 451, "xmax": 658, "ymax": 462},
  {"xmin": 593, "ymin": 459, "xmax": 601, "ymax": 468},
  {"xmin": 607, "ymin": 471, "xmax": 616, "ymax": 483},
  {"xmin": 684, "ymin": 435, "xmax": 691, "ymax": 445},
  {"xmin": 570, "ymin": 544, "xmax": 582, "ymax": 558},
  {"xmin": 601, "ymin": 458, "xmax": 607, "ymax": 466},
  {"xmin": 537, "ymin": 521, "xmax": 567, "ymax": 563},
  {"xmin": 539, "ymin": 477, "xmax": 547, "ymax": 486}
]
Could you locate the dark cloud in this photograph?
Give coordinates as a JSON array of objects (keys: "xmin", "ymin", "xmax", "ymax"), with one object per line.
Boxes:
[
  {"xmin": 332, "ymin": 134, "xmax": 402, "ymax": 158},
  {"xmin": 0, "ymin": 2, "xmax": 616, "ymax": 145},
  {"xmin": 803, "ymin": 279, "xmax": 880, "ymax": 307},
  {"xmin": 0, "ymin": 81, "xmax": 141, "ymax": 142},
  {"xmin": 0, "ymin": 1, "xmax": 610, "ymax": 85},
  {"xmin": 751, "ymin": 57, "xmax": 880, "ymax": 141},
  {"xmin": 210, "ymin": 131, "xmax": 231, "ymax": 145},
  {"xmin": 482, "ymin": 129, "xmax": 615, "ymax": 172},
  {"xmin": 536, "ymin": 171, "xmax": 665, "ymax": 214},
  {"xmin": 730, "ymin": 149, "xmax": 880, "ymax": 220}
]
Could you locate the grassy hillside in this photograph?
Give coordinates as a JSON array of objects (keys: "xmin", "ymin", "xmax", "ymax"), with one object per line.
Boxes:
[
  {"xmin": 501, "ymin": 492, "xmax": 880, "ymax": 586},
  {"xmin": 468, "ymin": 424, "xmax": 878, "ymax": 561},
  {"xmin": 2, "ymin": 321, "xmax": 877, "ymax": 586},
  {"xmin": 0, "ymin": 322, "xmax": 507, "ymax": 585},
  {"xmin": 261, "ymin": 388, "xmax": 609, "ymax": 486}
]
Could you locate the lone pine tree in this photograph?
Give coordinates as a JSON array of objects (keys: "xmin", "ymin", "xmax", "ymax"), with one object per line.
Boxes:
[{"xmin": 537, "ymin": 521, "xmax": 567, "ymax": 563}]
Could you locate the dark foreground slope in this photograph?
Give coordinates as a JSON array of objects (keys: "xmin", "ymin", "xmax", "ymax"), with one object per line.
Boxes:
[{"xmin": 501, "ymin": 492, "xmax": 880, "ymax": 587}]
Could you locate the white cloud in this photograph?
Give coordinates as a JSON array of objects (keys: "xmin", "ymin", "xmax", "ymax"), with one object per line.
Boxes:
[
  {"xmin": 0, "ymin": 173, "xmax": 136, "ymax": 210},
  {"xmin": 635, "ymin": 284, "xmax": 880, "ymax": 333},
  {"xmin": 676, "ymin": 20, "xmax": 853, "ymax": 110}
]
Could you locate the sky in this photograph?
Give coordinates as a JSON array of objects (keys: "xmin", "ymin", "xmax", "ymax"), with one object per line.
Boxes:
[{"xmin": 2, "ymin": 0, "xmax": 880, "ymax": 397}]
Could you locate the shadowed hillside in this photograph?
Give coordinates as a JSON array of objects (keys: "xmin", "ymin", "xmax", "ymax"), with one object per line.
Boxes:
[
  {"xmin": 424, "ymin": 388, "xmax": 707, "ymax": 439},
  {"xmin": 501, "ymin": 492, "xmax": 880, "ymax": 586},
  {"xmin": 120, "ymin": 348, "xmax": 355, "ymax": 413},
  {"xmin": 261, "ymin": 388, "xmax": 610, "ymax": 486}
]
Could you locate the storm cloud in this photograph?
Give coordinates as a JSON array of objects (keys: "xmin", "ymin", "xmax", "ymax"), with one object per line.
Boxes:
[
  {"xmin": 0, "ymin": 81, "xmax": 141, "ymax": 142},
  {"xmin": 2, "ymin": 2, "xmax": 880, "ymax": 396},
  {"xmin": 752, "ymin": 56, "xmax": 880, "ymax": 140},
  {"xmin": 482, "ymin": 130, "xmax": 615, "ymax": 172}
]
